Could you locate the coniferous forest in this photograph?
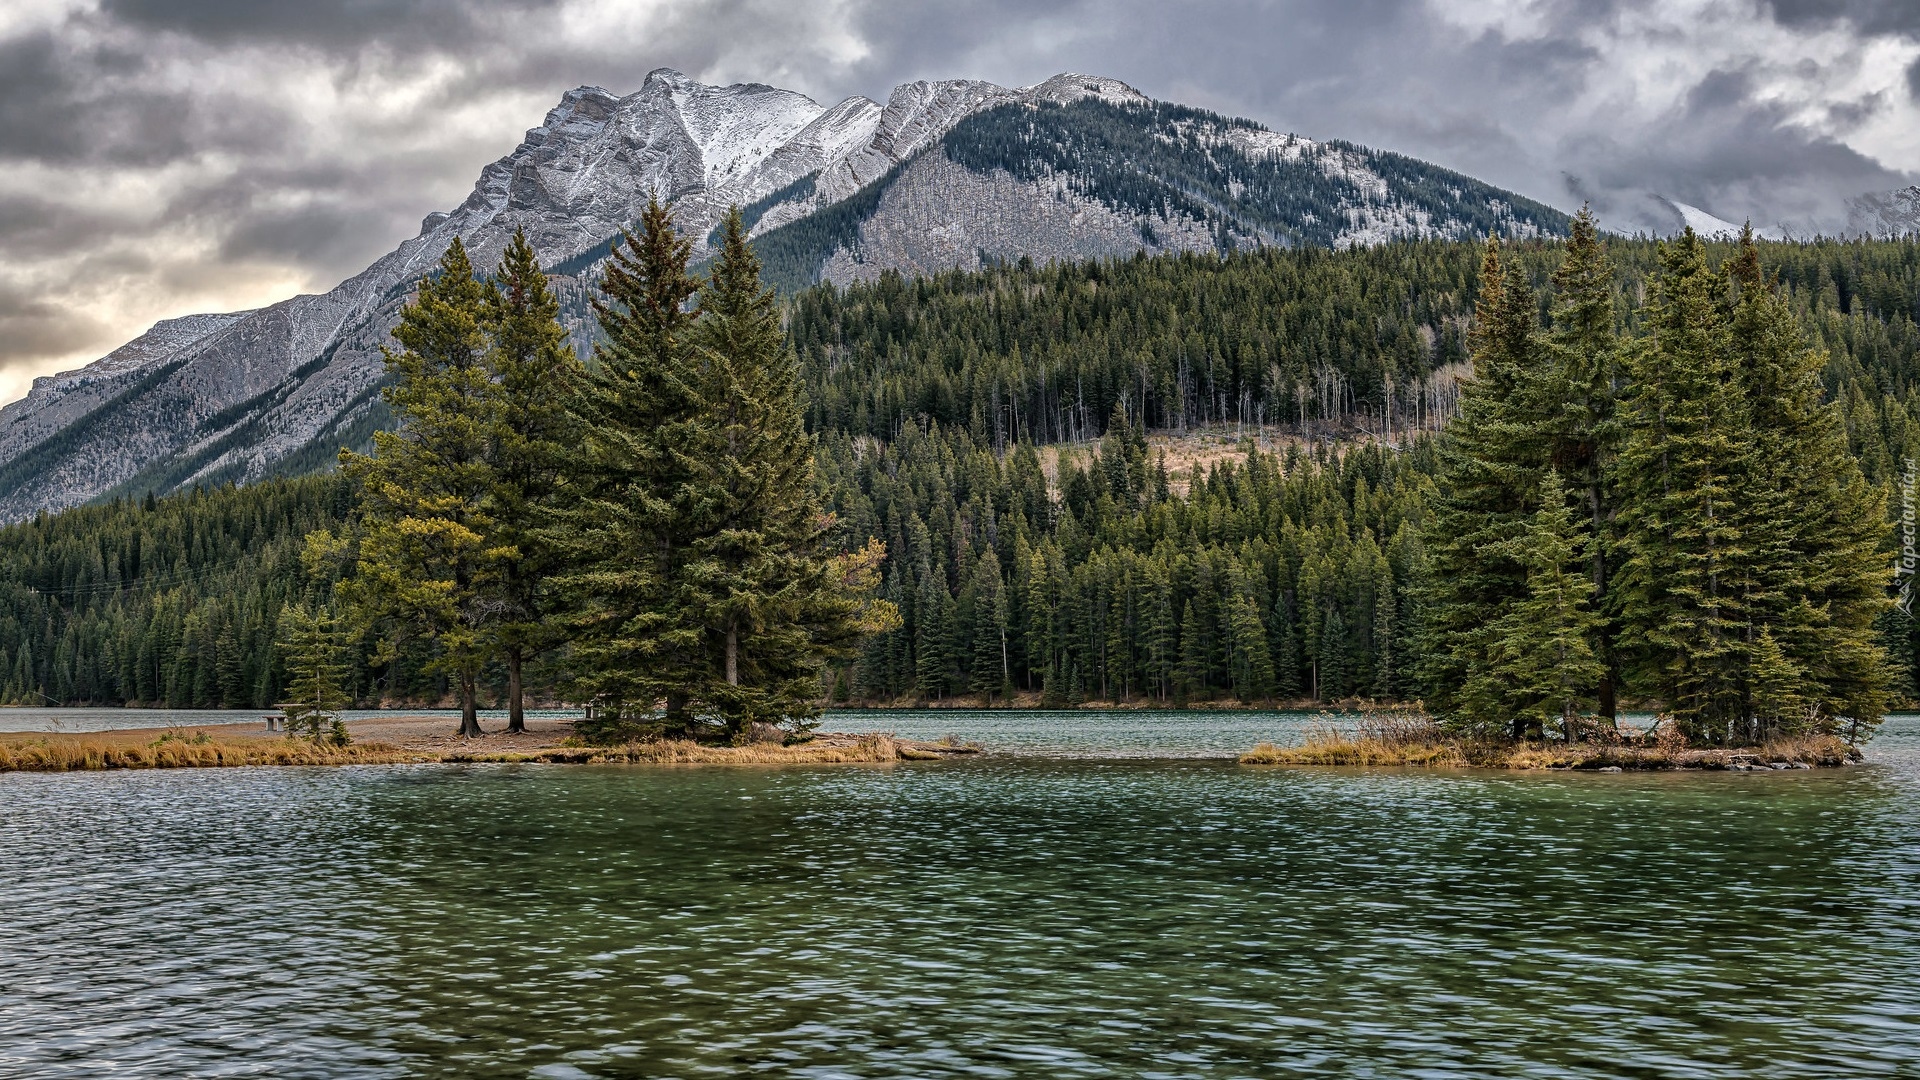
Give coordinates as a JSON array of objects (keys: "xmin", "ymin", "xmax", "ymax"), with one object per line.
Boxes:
[{"xmin": 4, "ymin": 216, "xmax": 1920, "ymax": 745}]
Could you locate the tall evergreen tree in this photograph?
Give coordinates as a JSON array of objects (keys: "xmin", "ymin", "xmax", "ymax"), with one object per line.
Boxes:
[
  {"xmin": 967, "ymin": 553, "xmax": 1011, "ymax": 701},
  {"xmin": 680, "ymin": 208, "xmax": 880, "ymax": 733},
  {"xmin": 485, "ymin": 229, "xmax": 581, "ymax": 733},
  {"xmin": 1723, "ymin": 227, "xmax": 1890, "ymax": 739},
  {"xmin": 1543, "ymin": 206, "xmax": 1621, "ymax": 716},
  {"xmin": 340, "ymin": 237, "xmax": 507, "ymax": 738},
  {"xmin": 277, "ymin": 602, "xmax": 352, "ymax": 746},
  {"xmin": 551, "ymin": 197, "xmax": 707, "ymax": 734},
  {"xmin": 1611, "ymin": 229, "xmax": 1754, "ymax": 740},
  {"xmin": 1420, "ymin": 234, "xmax": 1552, "ymax": 726},
  {"xmin": 1459, "ymin": 471, "xmax": 1606, "ymax": 739}
]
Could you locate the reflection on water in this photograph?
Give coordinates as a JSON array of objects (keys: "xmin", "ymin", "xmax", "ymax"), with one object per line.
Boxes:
[{"xmin": 2, "ymin": 721, "xmax": 1918, "ymax": 1078}]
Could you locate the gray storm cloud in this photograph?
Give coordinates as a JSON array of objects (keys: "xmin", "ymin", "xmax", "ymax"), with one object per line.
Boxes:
[{"xmin": 0, "ymin": 0, "xmax": 1915, "ymax": 404}]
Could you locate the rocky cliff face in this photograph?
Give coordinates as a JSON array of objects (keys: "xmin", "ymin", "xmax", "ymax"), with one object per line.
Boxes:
[
  {"xmin": 0, "ymin": 68, "xmax": 1570, "ymax": 522},
  {"xmin": 1848, "ymin": 186, "xmax": 1920, "ymax": 238}
]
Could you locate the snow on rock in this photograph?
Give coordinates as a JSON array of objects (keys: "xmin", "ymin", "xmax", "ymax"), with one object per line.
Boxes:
[
  {"xmin": 1662, "ymin": 198, "xmax": 1787, "ymax": 240},
  {"xmin": 1847, "ymin": 186, "xmax": 1920, "ymax": 238},
  {"xmin": 0, "ymin": 311, "xmax": 252, "ymax": 467},
  {"xmin": 1023, "ymin": 73, "xmax": 1149, "ymax": 107}
]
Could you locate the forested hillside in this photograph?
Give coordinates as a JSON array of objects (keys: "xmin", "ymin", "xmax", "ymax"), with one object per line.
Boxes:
[
  {"xmin": 0, "ymin": 477, "xmax": 353, "ymax": 707},
  {"xmin": 3, "ymin": 235, "xmax": 1918, "ymax": 709}
]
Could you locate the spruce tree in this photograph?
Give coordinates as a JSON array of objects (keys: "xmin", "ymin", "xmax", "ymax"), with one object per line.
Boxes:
[
  {"xmin": 277, "ymin": 602, "xmax": 352, "ymax": 746},
  {"xmin": 1319, "ymin": 606, "xmax": 1349, "ymax": 701},
  {"xmin": 551, "ymin": 197, "xmax": 706, "ymax": 735},
  {"xmin": 1747, "ymin": 628, "xmax": 1806, "ymax": 738},
  {"xmin": 1723, "ymin": 227, "xmax": 1890, "ymax": 739},
  {"xmin": 967, "ymin": 553, "xmax": 1011, "ymax": 702},
  {"xmin": 680, "ymin": 208, "xmax": 881, "ymax": 734},
  {"xmin": 339, "ymin": 237, "xmax": 506, "ymax": 739},
  {"xmin": 1271, "ymin": 590, "xmax": 1303, "ymax": 699},
  {"xmin": 1611, "ymin": 229, "xmax": 1753, "ymax": 741},
  {"xmin": 484, "ymin": 229, "xmax": 581, "ymax": 733},
  {"xmin": 1543, "ymin": 206, "xmax": 1621, "ymax": 716},
  {"xmin": 1227, "ymin": 592, "xmax": 1276, "ymax": 702},
  {"xmin": 1420, "ymin": 234, "xmax": 1553, "ymax": 729},
  {"xmin": 1459, "ymin": 471, "xmax": 1605, "ymax": 739}
]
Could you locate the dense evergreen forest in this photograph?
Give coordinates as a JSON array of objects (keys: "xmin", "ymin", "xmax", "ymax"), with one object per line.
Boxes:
[
  {"xmin": 0, "ymin": 477, "xmax": 355, "ymax": 707},
  {"xmin": 3, "ymin": 231, "xmax": 1919, "ymax": 714}
]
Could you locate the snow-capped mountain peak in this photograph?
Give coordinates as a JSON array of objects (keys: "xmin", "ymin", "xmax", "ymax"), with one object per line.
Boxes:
[
  {"xmin": 0, "ymin": 69, "xmax": 1570, "ymax": 522},
  {"xmin": 1024, "ymin": 73, "xmax": 1149, "ymax": 106}
]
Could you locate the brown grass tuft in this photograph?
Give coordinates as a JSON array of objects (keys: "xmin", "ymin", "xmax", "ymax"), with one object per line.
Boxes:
[
  {"xmin": 0, "ymin": 733, "xmax": 420, "ymax": 772},
  {"xmin": 1241, "ymin": 710, "xmax": 1861, "ymax": 771},
  {"xmin": 1241, "ymin": 707, "xmax": 1469, "ymax": 767},
  {"xmin": 0, "ymin": 729, "xmax": 955, "ymax": 773}
]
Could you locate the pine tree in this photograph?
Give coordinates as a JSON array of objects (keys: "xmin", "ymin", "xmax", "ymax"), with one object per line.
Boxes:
[
  {"xmin": 1369, "ymin": 555, "xmax": 1396, "ymax": 700},
  {"xmin": 1724, "ymin": 227, "xmax": 1890, "ymax": 740},
  {"xmin": 339, "ymin": 237, "xmax": 507, "ymax": 739},
  {"xmin": 485, "ymin": 229, "xmax": 581, "ymax": 733},
  {"xmin": 915, "ymin": 564, "xmax": 953, "ymax": 701},
  {"xmin": 277, "ymin": 603, "xmax": 351, "ymax": 746},
  {"xmin": 1543, "ymin": 206, "xmax": 1621, "ymax": 716},
  {"xmin": 1319, "ymin": 605, "xmax": 1349, "ymax": 701},
  {"xmin": 1420, "ymin": 234, "xmax": 1551, "ymax": 721},
  {"xmin": 680, "ymin": 208, "xmax": 882, "ymax": 734},
  {"xmin": 1271, "ymin": 589, "xmax": 1303, "ymax": 699},
  {"xmin": 1747, "ymin": 627, "xmax": 1806, "ymax": 740},
  {"xmin": 1460, "ymin": 471, "xmax": 1606, "ymax": 739},
  {"xmin": 551, "ymin": 197, "xmax": 706, "ymax": 736},
  {"xmin": 1177, "ymin": 598, "xmax": 1209, "ymax": 701},
  {"xmin": 967, "ymin": 553, "xmax": 1010, "ymax": 701},
  {"xmin": 1611, "ymin": 229, "xmax": 1753, "ymax": 742},
  {"xmin": 1226, "ymin": 593, "xmax": 1276, "ymax": 702}
]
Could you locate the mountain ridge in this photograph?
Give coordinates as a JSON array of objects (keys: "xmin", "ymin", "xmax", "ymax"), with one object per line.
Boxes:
[{"xmin": 0, "ymin": 69, "xmax": 1570, "ymax": 522}]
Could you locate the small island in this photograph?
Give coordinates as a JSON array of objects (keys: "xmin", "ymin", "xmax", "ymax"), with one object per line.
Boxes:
[
  {"xmin": 1238, "ymin": 709, "xmax": 1861, "ymax": 771},
  {"xmin": 0, "ymin": 714, "xmax": 980, "ymax": 772}
]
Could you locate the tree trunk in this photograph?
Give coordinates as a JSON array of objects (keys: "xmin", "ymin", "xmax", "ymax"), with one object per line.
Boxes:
[
  {"xmin": 726, "ymin": 625, "xmax": 739, "ymax": 686},
  {"xmin": 1591, "ymin": 484, "xmax": 1617, "ymax": 721},
  {"xmin": 459, "ymin": 669, "xmax": 482, "ymax": 739},
  {"xmin": 506, "ymin": 649, "xmax": 526, "ymax": 734}
]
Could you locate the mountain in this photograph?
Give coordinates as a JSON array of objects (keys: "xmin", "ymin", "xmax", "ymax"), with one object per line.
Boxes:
[
  {"xmin": 0, "ymin": 69, "xmax": 1570, "ymax": 523},
  {"xmin": 1848, "ymin": 186, "xmax": 1920, "ymax": 238},
  {"xmin": 1653, "ymin": 197, "xmax": 1788, "ymax": 241}
]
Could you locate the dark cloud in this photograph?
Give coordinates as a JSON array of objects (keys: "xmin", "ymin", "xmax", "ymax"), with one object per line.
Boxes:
[
  {"xmin": 0, "ymin": 284, "xmax": 107, "ymax": 366},
  {"xmin": 1764, "ymin": 0, "xmax": 1920, "ymax": 36},
  {"xmin": 0, "ymin": 32, "xmax": 194, "ymax": 164},
  {"xmin": 97, "ymin": 0, "xmax": 566, "ymax": 52}
]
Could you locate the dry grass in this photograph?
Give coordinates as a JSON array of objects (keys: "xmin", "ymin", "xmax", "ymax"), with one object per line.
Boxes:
[
  {"xmin": 0, "ymin": 729, "xmax": 971, "ymax": 773},
  {"xmin": 447, "ymin": 734, "xmax": 917, "ymax": 765},
  {"xmin": 0, "ymin": 731, "xmax": 421, "ymax": 772},
  {"xmin": 1240, "ymin": 709, "xmax": 1861, "ymax": 770},
  {"xmin": 1241, "ymin": 707, "xmax": 1467, "ymax": 766},
  {"xmin": 1502, "ymin": 734, "xmax": 1855, "ymax": 771}
]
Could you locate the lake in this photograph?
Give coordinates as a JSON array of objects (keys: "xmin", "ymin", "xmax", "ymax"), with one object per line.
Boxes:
[{"xmin": 2, "ymin": 711, "xmax": 1917, "ymax": 1078}]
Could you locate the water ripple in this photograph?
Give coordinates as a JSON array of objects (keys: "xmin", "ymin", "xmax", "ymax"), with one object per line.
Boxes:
[{"xmin": 1, "ymin": 722, "xmax": 1917, "ymax": 1078}]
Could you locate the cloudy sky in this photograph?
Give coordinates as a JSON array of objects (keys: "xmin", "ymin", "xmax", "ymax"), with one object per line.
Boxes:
[{"xmin": 2, "ymin": 0, "xmax": 1917, "ymax": 405}]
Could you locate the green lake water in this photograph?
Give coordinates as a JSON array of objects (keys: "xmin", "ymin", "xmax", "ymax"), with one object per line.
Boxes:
[{"xmin": 3, "ymin": 712, "xmax": 1918, "ymax": 1078}]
